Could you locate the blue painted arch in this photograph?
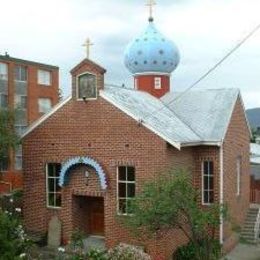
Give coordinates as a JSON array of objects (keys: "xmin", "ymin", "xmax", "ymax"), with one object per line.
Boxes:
[{"xmin": 58, "ymin": 156, "xmax": 107, "ymax": 190}]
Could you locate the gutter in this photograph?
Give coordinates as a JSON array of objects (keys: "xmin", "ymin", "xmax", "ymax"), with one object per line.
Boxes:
[
  {"xmin": 219, "ymin": 144, "xmax": 224, "ymax": 244},
  {"xmin": 180, "ymin": 141, "xmax": 222, "ymax": 147}
]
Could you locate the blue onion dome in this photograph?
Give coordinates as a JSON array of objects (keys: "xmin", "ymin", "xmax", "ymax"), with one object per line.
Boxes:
[{"xmin": 124, "ymin": 21, "xmax": 180, "ymax": 75}]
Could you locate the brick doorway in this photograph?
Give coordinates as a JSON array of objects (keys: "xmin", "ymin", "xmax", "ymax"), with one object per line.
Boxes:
[{"xmin": 72, "ymin": 196, "xmax": 105, "ymax": 237}]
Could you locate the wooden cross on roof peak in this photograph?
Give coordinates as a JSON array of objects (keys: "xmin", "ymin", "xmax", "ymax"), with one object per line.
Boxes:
[
  {"xmin": 82, "ymin": 38, "xmax": 94, "ymax": 59},
  {"xmin": 146, "ymin": 0, "xmax": 156, "ymax": 21}
]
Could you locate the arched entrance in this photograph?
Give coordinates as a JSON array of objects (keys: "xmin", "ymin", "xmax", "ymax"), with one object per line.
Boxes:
[
  {"xmin": 59, "ymin": 156, "xmax": 107, "ymax": 237},
  {"xmin": 58, "ymin": 156, "xmax": 107, "ymax": 190}
]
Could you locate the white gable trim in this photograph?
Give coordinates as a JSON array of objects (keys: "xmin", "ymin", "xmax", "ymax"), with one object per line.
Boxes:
[
  {"xmin": 100, "ymin": 91, "xmax": 181, "ymax": 150},
  {"xmin": 22, "ymin": 96, "xmax": 72, "ymax": 138},
  {"xmin": 180, "ymin": 141, "xmax": 222, "ymax": 147}
]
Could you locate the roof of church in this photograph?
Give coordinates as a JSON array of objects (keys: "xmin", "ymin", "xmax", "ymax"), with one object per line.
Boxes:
[
  {"xmin": 251, "ymin": 143, "xmax": 260, "ymax": 156},
  {"xmin": 100, "ymin": 87, "xmax": 243, "ymax": 149},
  {"xmin": 251, "ymin": 143, "xmax": 260, "ymax": 165},
  {"xmin": 22, "ymin": 86, "xmax": 248, "ymax": 150}
]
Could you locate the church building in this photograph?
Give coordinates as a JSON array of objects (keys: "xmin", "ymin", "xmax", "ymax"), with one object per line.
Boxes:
[{"xmin": 22, "ymin": 4, "xmax": 251, "ymax": 259}]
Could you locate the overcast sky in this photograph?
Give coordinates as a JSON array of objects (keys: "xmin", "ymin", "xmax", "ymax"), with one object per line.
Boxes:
[{"xmin": 0, "ymin": 0, "xmax": 260, "ymax": 108}]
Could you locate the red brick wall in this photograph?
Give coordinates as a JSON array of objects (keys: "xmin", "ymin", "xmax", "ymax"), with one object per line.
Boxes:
[
  {"xmin": 23, "ymin": 93, "xmax": 195, "ymax": 258},
  {"xmin": 0, "ymin": 57, "xmax": 59, "ymax": 194},
  {"xmin": 135, "ymin": 75, "xmax": 170, "ymax": 98},
  {"xmin": 222, "ymin": 98, "xmax": 250, "ymax": 252},
  {"xmin": 250, "ymin": 175, "xmax": 260, "ymax": 204},
  {"xmin": 22, "ymin": 60, "xmax": 250, "ymax": 259}
]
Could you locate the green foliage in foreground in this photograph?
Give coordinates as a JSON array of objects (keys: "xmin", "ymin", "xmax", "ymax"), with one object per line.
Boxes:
[
  {"xmin": 122, "ymin": 168, "xmax": 227, "ymax": 260},
  {"xmin": 0, "ymin": 209, "xmax": 32, "ymax": 259},
  {"xmin": 0, "ymin": 108, "xmax": 20, "ymax": 160},
  {"xmin": 56, "ymin": 244, "xmax": 151, "ymax": 260}
]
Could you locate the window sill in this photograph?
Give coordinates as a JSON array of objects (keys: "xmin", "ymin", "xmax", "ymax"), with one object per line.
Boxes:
[
  {"xmin": 77, "ymin": 97, "xmax": 98, "ymax": 101},
  {"xmin": 202, "ymin": 203, "xmax": 214, "ymax": 207},
  {"xmin": 46, "ymin": 206, "xmax": 62, "ymax": 210},
  {"xmin": 38, "ymin": 84, "xmax": 51, "ymax": 87},
  {"xmin": 117, "ymin": 212, "xmax": 134, "ymax": 217}
]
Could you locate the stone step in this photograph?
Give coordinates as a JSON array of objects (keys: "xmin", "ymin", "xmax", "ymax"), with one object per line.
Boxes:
[
  {"xmin": 241, "ymin": 227, "xmax": 255, "ymax": 232},
  {"xmin": 241, "ymin": 233, "xmax": 254, "ymax": 237},
  {"xmin": 246, "ymin": 212, "xmax": 258, "ymax": 217},
  {"xmin": 245, "ymin": 215, "xmax": 257, "ymax": 219},
  {"xmin": 243, "ymin": 222, "xmax": 255, "ymax": 226},
  {"xmin": 244, "ymin": 222, "xmax": 256, "ymax": 226},
  {"xmin": 242, "ymin": 236, "xmax": 256, "ymax": 242}
]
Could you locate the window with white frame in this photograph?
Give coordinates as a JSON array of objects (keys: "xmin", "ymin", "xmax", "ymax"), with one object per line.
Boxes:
[
  {"xmin": 0, "ymin": 62, "xmax": 8, "ymax": 80},
  {"xmin": 202, "ymin": 160, "xmax": 214, "ymax": 204},
  {"xmin": 15, "ymin": 95, "xmax": 27, "ymax": 109},
  {"xmin": 117, "ymin": 166, "xmax": 135, "ymax": 215},
  {"xmin": 14, "ymin": 145, "xmax": 22, "ymax": 170},
  {"xmin": 236, "ymin": 156, "xmax": 242, "ymax": 196},
  {"xmin": 154, "ymin": 77, "xmax": 161, "ymax": 89},
  {"xmin": 38, "ymin": 70, "xmax": 51, "ymax": 85},
  {"xmin": 46, "ymin": 163, "xmax": 61, "ymax": 208},
  {"xmin": 15, "ymin": 65, "xmax": 27, "ymax": 82},
  {"xmin": 38, "ymin": 98, "xmax": 52, "ymax": 113}
]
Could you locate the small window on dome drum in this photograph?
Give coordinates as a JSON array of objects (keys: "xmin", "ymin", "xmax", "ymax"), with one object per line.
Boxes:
[
  {"xmin": 134, "ymin": 78, "xmax": 138, "ymax": 89},
  {"xmin": 154, "ymin": 77, "xmax": 161, "ymax": 89}
]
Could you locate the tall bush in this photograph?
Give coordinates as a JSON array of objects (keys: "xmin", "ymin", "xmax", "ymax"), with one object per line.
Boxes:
[{"xmin": 123, "ymin": 169, "xmax": 227, "ymax": 260}]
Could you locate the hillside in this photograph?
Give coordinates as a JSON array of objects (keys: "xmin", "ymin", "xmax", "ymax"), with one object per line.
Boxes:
[{"xmin": 246, "ymin": 108, "xmax": 260, "ymax": 129}]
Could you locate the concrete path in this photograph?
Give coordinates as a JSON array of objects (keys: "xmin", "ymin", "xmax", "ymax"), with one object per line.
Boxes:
[
  {"xmin": 83, "ymin": 235, "xmax": 106, "ymax": 252},
  {"xmin": 224, "ymin": 243, "xmax": 260, "ymax": 260}
]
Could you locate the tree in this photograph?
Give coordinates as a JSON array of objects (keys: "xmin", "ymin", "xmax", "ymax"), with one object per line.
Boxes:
[
  {"xmin": 123, "ymin": 169, "xmax": 227, "ymax": 260},
  {"xmin": 0, "ymin": 108, "xmax": 20, "ymax": 172}
]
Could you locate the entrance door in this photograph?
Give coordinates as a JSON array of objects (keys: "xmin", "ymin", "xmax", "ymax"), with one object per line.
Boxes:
[{"xmin": 89, "ymin": 198, "xmax": 104, "ymax": 236}]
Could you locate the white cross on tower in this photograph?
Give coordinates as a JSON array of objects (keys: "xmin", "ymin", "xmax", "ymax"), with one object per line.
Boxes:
[{"xmin": 82, "ymin": 38, "xmax": 94, "ymax": 59}]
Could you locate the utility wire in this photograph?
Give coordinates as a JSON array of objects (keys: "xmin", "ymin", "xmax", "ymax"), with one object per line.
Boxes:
[{"xmin": 141, "ymin": 22, "xmax": 260, "ymax": 120}]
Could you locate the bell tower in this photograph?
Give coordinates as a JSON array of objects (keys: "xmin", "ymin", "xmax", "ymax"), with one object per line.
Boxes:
[{"xmin": 70, "ymin": 39, "xmax": 106, "ymax": 101}]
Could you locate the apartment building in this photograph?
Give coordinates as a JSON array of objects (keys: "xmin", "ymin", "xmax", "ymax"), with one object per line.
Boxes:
[{"xmin": 0, "ymin": 53, "xmax": 59, "ymax": 193}]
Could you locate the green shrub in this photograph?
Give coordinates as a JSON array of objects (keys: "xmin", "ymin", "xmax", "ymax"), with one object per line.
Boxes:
[
  {"xmin": 70, "ymin": 229, "xmax": 85, "ymax": 253},
  {"xmin": 173, "ymin": 240, "xmax": 221, "ymax": 260},
  {"xmin": 86, "ymin": 248, "xmax": 107, "ymax": 260},
  {"xmin": 0, "ymin": 209, "xmax": 32, "ymax": 259}
]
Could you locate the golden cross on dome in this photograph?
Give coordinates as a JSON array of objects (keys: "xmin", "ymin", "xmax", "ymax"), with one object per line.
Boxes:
[
  {"xmin": 82, "ymin": 38, "xmax": 94, "ymax": 59},
  {"xmin": 146, "ymin": 0, "xmax": 156, "ymax": 21}
]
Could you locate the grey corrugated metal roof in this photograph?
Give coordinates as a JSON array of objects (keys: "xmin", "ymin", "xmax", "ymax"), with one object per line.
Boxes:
[
  {"xmin": 251, "ymin": 143, "xmax": 260, "ymax": 156},
  {"xmin": 23, "ymin": 84, "xmax": 242, "ymax": 149},
  {"xmin": 101, "ymin": 87, "xmax": 201, "ymax": 148},
  {"xmin": 101, "ymin": 87, "xmax": 240, "ymax": 148},
  {"xmin": 162, "ymin": 89, "xmax": 240, "ymax": 143},
  {"xmin": 250, "ymin": 143, "xmax": 260, "ymax": 165},
  {"xmin": 251, "ymin": 157, "xmax": 260, "ymax": 165}
]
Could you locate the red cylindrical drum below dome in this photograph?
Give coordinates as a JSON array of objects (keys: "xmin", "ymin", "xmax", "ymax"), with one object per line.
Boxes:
[{"xmin": 134, "ymin": 74, "xmax": 170, "ymax": 98}]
